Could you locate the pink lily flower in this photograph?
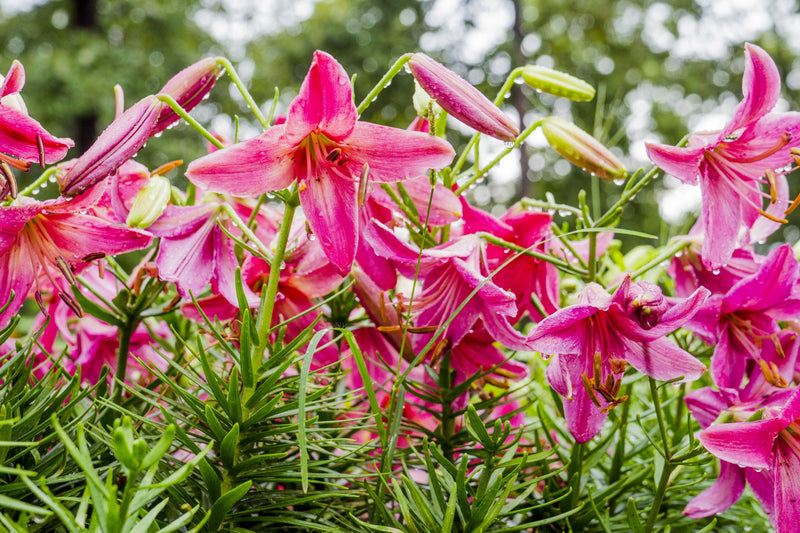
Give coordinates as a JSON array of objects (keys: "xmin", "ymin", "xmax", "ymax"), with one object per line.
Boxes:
[
  {"xmin": 186, "ymin": 50, "xmax": 455, "ymax": 276},
  {"xmin": 32, "ymin": 265, "xmax": 170, "ymax": 386},
  {"xmin": 0, "ymin": 190, "xmax": 152, "ymax": 327},
  {"xmin": 646, "ymin": 43, "xmax": 800, "ymax": 269},
  {"xmin": 365, "ymin": 220, "xmax": 531, "ymax": 355},
  {"xmin": 0, "ymin": 60, "xmax": 73, "ymax": 168},
  {"xmin": 685, "ymin": 244, "xmax": 800, "ymax": 389},
  {"xmin": 528, "ymin": 276, "xmax": 709, "ymax": 442},
  {"xmin": 460, "ymin": 198, "xmax": 559, "ymax": 323},
  {"xmin": 690, "ymin": 385, "xmax": 800, "ymax": 532}
]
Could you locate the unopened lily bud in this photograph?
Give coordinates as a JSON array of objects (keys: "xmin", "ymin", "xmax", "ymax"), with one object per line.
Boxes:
[
  {"xmin": 521, "ymin": 65, "xmax": 595, "ymax": 101},
  {"xmin": 154, "ymin": 57, "xmax": 222, "ymax": 134},
  {"xmin": 624, "ymin": 281, "xmax": 666, "ymax": 330},
  {"xmin": 126, "ymin": 175, "xmax": 171, "ymax": 229},
  {"xmin": 541, "ymin": 117, "xmax": 627, "ymax": 180},
  {"xmin": 408, "ymin": 53, "xmax": 519, "ymax": 142},
  {"xmin": 60, "ymin": 95, "xmax": 161, "ymax": 197}
]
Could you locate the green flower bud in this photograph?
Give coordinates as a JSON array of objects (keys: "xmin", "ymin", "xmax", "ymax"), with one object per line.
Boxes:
[
  {"xmin": 541, "ymin": 117, "xmax": 627, "ymax": 181},
  {"xmin": 521, "ymin": 66, "xmax": 595, "ymax": 101},
  {"xmin": 126, "ymin": 175, "xmax": 171, "ymax": 229}
]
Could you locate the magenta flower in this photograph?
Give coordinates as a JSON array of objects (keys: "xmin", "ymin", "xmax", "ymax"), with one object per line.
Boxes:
[
  {"xmin": 0, "ymin": 60, "xmax": 73, "ymax": 168},
  {"xmin": 528, "ymin": 276, "xmax": 709, "ymax": 442},
  {"xmin": 685, "ymin": 244, "xmax": 800, "ymax": 389},
  {"xmin": 186, "ymin": 51, "xmax": 455, "ymax": 276},
  {"xmin": 691, "ymin": 385, "xmax": 800, "ymax": 532},
  {"xmin": 0, "ymin": 190, "xmax": 152, "ymax": 327},
  {"xmin": 646, "ymin": 43, "xmax": 800, "ymax": 269},
  {"xmin": 365, "ymin": 220, "xmax": 530, "ymax": 354}
]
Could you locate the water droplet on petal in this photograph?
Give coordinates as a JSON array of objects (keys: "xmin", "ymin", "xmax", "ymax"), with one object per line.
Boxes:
[{"xmin": 712, "ymin": 269, "xmax": 721, "ymax": 275}]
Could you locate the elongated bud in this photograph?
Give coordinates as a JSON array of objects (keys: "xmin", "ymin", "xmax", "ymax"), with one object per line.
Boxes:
[
  {"xmin": 541, "ymin": 117, "xmax": 626, "ymax": 180},
  {"xmin": 521, "ymin": 65, "xmax": 595, "ymax": 101},
  {"xmin": 154, "ymin": 57, "xmax": 222, "ymax": 134},
  {"xmin": 126, "ymin": 175, "xmax": 171, "ymax": 229},
  {"xmin": 59, "ymin": 95, "xmax": 161, "ymax": 196},
  {"xmin": 407, "ymin": 53, "xmax": 519, "ymax": 142}
]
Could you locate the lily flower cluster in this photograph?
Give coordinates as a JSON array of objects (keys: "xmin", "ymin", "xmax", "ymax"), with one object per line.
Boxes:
[{"xmin": 2, "ymin": 39, "xmax": 800, "ymax": 532}]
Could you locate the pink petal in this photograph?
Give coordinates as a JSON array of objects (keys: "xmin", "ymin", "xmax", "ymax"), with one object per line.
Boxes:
[
  {"xmin": 699, "ymin": 418, "xmax": 785, "ymax": 470},
  {"xmin": 645, "ymin": 142, "xmax": 704, "ymax": 185},
  {"xmin": 683, "ymin": 461, "xmax": 746, "ymax": 518},
  {"xmin": 44, "ymin": 213, "xmax": 152, "ymax": 261},
  {"xmin": 284, "ymin": 51, "xmax": 356, "ymax": 145},
  {"xmin": 711, "ymin": 324, "xmax": 748, "ymax": 389},
  {"xmin": 0, "ymin": 107, "xmax": 73, "ymax": 163},
  {"xmin": 186, "ymin": 128, "xmax": 295, "ymax": 197},
  {"xmin": 528, "ymin": 308, "xmax": 597, "ymax": 355},
  {"xmin": 451, "ymin": 256, "xmax": 516, "ymax": 316},
  {"xmin": 546, "ymin": 353, "xmax": 608, "ymax": 443},
  {"xmin": 722, "ymin": 244, "xmax": 798, "ymax": 313},
  {"xmin": 699, "ymin": 170, "xmax": 741, "ymax": 269},
  {"xmin": 153, "ymin": 213, "xmax": 217, "ymax": 297},
  {"xmin": 620, "ymin": 335, "xmax": 706, "ymax": 383},
  {"xmin": 61, "ymin": 96, "xmax": 161, "ymax": 196},
  {"xmin": 0, "ymin": 244, "xmax": 34, "ymax": 328},
  {"xmin": 685, "ymin": 387, "xmax": 732, "ymax": 429},
  {"xmin": 343, "ymin": 122, "xmax": 455, "ymax": 182},
  {"xmin": 723, "ymin": 43, "xmax": 781, "ymax": 137},
  {"xmin": 481, "ymin": 310, "xmax": 531, "ymax": 351},
  {"xmin": 0, "ymin": 60, "xmax": 25, "ymax": 96},
  {"xmin": 300, "ymin": 172, "xmax": 358, "ymax": 276},
  {"xmin": 773, "ymin": 439, "xmax": 800, "ymax": 532}
]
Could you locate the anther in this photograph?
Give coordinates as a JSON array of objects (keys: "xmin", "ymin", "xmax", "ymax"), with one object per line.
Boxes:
[
  {"xmin": 765, "ymin": 169, "xmax": 778, "ymax": 204},
  {"xmin": 81, "ymin": 252, "xmax": 106, "ymax": 262},
  {"xmin": 581, "ymin": 372, "xmax": 602, "ymax": 407},
  {"xmin": 58, "ymin": 291, "xmax": 83, "ymax": 317},
  {"xmin": 593, "ymin": 351, "xmax": 603, "ymax": 388},
  {"xmin": 55, "ymin": 256, "xmax": 77, "ymax": 285},
  {"xmin": 163, "ymin": 294, "xmax": 182, "ymax": 312},
  {"xmin": 36, "ymin": 135, "xmax": 46, "ymax": 168},
  {"xmin": 784, "ymin": 190, "xmax": 800, "ymax": 215},
  {"xmin": 358, "ymin": 163, "xmax": 369, "ymax": 206},
  {"xmin": 483, "ymin": 374, "xmax": 509, "ymax": 389},
  {"xmin": 325, "ymin": 148, "xmax": 342, "ymax": 162},
  {"xmin": 428, "ymin": 337, "xmax": 449, "ymax": 368},
  {"xmin": 34, "ymin": 290, "xmax": 46, "ymax": 314},
  {"xmin": 0, "ymin": 163, "xmax": 17, "ymax": 199}
]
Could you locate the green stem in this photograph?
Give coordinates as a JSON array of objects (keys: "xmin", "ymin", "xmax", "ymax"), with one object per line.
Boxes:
[
  {"xmin": 438, "ymin": 350, "xmax": 456, "ymax": 465},
  {"xmin": 454, "ymin": 119, "xmax": 543, "ymax": 195},
  {"xmin": 645, "ymin": 459, "xmax": 673, "ymax": 533},
  {"xmin": 356, "ymin": 53, "xmax": 412, "ymax": 115},
  {"xmin": 111, "ymin": 318, "xmax": 138, "ymax": 405},
  {"xmin": 649, "ymin": 377, "xmax": 671, "ymax": 460},
  {"xmin": 255, "ymin": 197, "xmax": 297, "ymax": 355},
  {"xmin": 16, "ymin": 166, "xmax": 58, "ymax": 199},
  {"xmin": 216, "ymin": 57, "xmax": 269, "ymax": 130},
  {"xmin": 220, "ymin": 203, "xmax": 274, "ymax": 260},
  {"xmin": 519, "ymin": 198, "xmax": 583, "ymax": 217},
  {"xmin": 625, "ymin": 238, "xmax": 691, "ymax": 281},
  {"xmin": 157, "ymin": 95, "xmax": 224, "ymax": 149},
  {"xmin": 479, "ymin": 233, "xmax": 587, "ymax": 277}
]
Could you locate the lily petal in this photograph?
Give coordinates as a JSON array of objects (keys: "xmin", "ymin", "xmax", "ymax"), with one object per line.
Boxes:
[
  {"xmin": 683, "ymin": 461, "xmax": 746, "ymax": 518},
  {"xmin": 723, "ymin": 43, "xmax": 781, "ymax": 137},
  {"xmin": 284, "ymin": 50, "xmax": 357, "ymax": 145},
  {"xmin": 645, "ymin": 142, "xmax": 704, "ymax": 185},
  {"xmin": 699, "ymin": 418, "xmax": 785, "ymax": 471},
  {"xmin": 300, "ymin": 172, "xmax": 358, "ymax": 276}
]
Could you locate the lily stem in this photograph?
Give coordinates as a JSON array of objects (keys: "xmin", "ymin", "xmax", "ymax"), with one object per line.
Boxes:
[
  {"xmin": 157, "ymin": 94, "xmax": 224, "ymax": 149},
  {"xmin": 111, "ymin": 316, "xmax": 138, "ymax": 406},
  {"xmin": 16, "ymin": 166, "xmax": 58, "ymax": 199},
  {"xmin": 357, "ymin": 53, "xmax": 412, "ymax": 115},
  {"xmin": 255, "ymin": 197, "xmax": 297, "ymax": 357},
  {"xmin": 217, "ymin": 57, "xmax": 270, "ymax": 130}
]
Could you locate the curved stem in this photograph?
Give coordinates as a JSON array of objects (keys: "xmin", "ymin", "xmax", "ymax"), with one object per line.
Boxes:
[
  {"xmin": 255, "ymin": 198, "xmax": 297, "ymax": 356},
  {"xmin": 16, "ymin": 166, "xmax": 58, "ymax": 199},
  {"xmin": 157, "ymin": 94, "xmax": 224, "ymax": 149},
  {"xmin": 111, "ymin": 317, "xmax": 138, "ymax": 405},
  {"xmin": 217, "ymin": 58, "xmax": 269, "ymax": 130},
  {"xmin": 357, "ymin": 53, "xmax": 412, "ymax": 115}
]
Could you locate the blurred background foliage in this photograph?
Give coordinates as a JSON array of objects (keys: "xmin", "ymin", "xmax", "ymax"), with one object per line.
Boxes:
[{"xmin": 3, "ymin": 0, "xmax": 800, "ymax": 246}]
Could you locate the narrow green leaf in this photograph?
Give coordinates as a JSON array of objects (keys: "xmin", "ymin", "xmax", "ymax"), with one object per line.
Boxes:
[
  {"xmin": 220, "ymin": 423, "xmax": 240, "ymax": 470},
  {"xmin": 19, "ymin": 476, "xmax": 82, "ymax": 533},
  {"xmin": 627, "ymin": 498, "xmax": 645, "ymax": 533},
  {"xmin": 0, "ymin": 494, "xmax": 52, "ymax": 516},
  {"xmin": 128, "ymin": 499, "xmax": 169, "ymax": 533},
  {"xmin": 298, "ymin": 329, "xmax": 328, "ymax": 493},
  {"xmin": 441, "ymin": 481, "xmax": 458, "ymax": 533},
  {"xmin": 198, "ymin": 458, "xmax": 221, "ymax": 503},
  {"xmin": 207, "ymin": 480, "xmax": 252, "ymax": 532},
  {"xmin": 140, "ymin": 425, "xmax": 176, "ymax": 471},
  {"xmin": 205, "ymin": 405, "xmax": 227, "ymax": 442}
]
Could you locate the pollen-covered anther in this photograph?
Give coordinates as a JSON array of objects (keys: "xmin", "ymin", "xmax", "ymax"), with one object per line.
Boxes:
[
  {"xmin": 428, "ymin": 337, "xmax": 449, "ymax": 368},
  {"xmin": 55, "ymin": 256, "xmax": 77, "ymax": 285},
  {"xmin": 36, "ymin": 134, "xmax": 46, "ymax": 168},
  {"xmin": 0, "ymin": 162, "xmax": 16, "ymax": 199},
  {"xmin": 81, "ymin": 252, "xmax": 106, "ymax": 262},
  {"xmin": 582, "ymin": 372, "xmax": 602, "ymax": 407},
  {"xmin": 58, "ymin": 291, "xmax": 83, "ymax": 318},
  {"xmin": 765, "ymin": 168, "xmax": 778, "ymax": 204},
  {"xmin": 163, "ymin": 294, "xmax": 182, "ymax": 312},
  {"xmin": 759, "ymin": 359, "xmax": 788, "ymax": 388},
  {"xmin": 483, "ymin": 374, "xmax": 510, "ymax": 389},
  {"xmin": 358, "ymin": 163, "xmax": 369, "ymax": 206}
]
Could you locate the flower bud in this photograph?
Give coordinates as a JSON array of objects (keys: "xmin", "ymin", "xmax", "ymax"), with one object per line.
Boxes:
[
  {"xmin": 154, "ymin": 57, "xmax": 222, "ymax": 134},
  {"xmin": 408, "ymin": 53, "xmax": 519, "ymax": 142},
  {"xmin": 60, "ymin": 95, "xmax": 161, "ymax": 197},
  {"xmin": 126, "ymin": 174, "xmax": 171, "ymax": 229},
  {"xmin": 541, "ymin": 117, "xmax": 626, "ymax": 180},
  {"xmin": 521, "ymin": 65, "xmax": 595, "ymax": 101},
  {"xmin": 624, "ymin": 281, "xmax": 666, "ymax": 330}
]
